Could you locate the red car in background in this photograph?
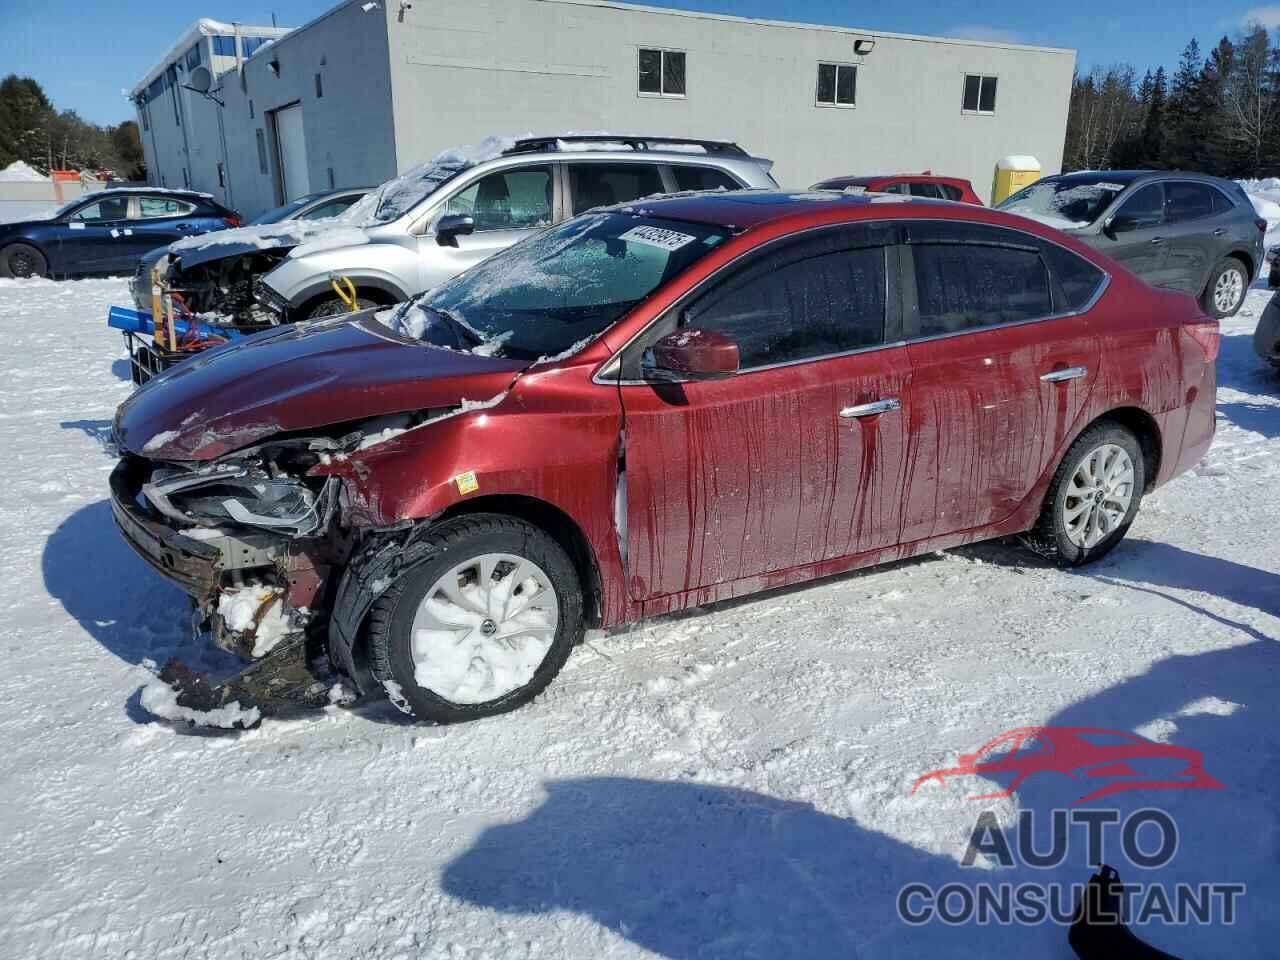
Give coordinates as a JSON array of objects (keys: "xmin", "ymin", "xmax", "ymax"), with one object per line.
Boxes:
[
  {"xmin": 110, "ymin": 190, "xmax": 1217, "ymax": 726},
  {"xmin": 812, "ymin": 172, "xmax": 984, "ymax": 204}
]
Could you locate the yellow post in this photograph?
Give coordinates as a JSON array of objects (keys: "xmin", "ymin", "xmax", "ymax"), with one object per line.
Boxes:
[{"xmin": 991, "ymin": 155, "xmax": 1042, "ymax": 205}]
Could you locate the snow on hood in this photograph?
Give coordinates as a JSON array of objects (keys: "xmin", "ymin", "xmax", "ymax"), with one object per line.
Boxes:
[
  {"xmin": 113, "ymin": 313, "xmax": 525, "ymax": 461},
  {"xmin": 169, "ymin": 221, "xmax": 369, "ymax": 268}
]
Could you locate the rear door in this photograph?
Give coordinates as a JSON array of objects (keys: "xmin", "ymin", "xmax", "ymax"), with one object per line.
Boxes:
[
  {"xmin": 419, "ymin": 164, "xmax": 556, "ymax": 290},
  {"xmin": 900, "ymin": 222, "xmax": 1103, "ymax": 540},
  {"xmin": 1095, "ymin": 182, "xmax": 1168, "ymax": 286},
  {"xmin": 1162, "ymin": 180, "xmax": 1230, "ymax": 293},
  {"xmin": 617, "ymin": 223, "xmax": 911, "ymax": 601},
  {"xmin": 566, "ymin": 162, "xmax": 666, "ymax": 216},
  {"xmin": 126, "ymin": 196, "xmax": 202, "ymax": 260}
]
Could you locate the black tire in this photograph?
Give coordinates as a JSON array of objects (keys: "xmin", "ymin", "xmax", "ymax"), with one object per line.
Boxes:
[
  {"xmin": 0, "ymin": 243, "xmax": 48, "ymax": 279},
  {"xmin": 306, "ymin": 295, "xmax": 377, "ymax": 320},
  {"xmin": 1200, "ymin": 257, "xmax": 1249, "ymax": 319},
  {"xmin": 1022, "ymin": 421, "xmax": 1145, "ymax": 566},
  {"xmin": 367, "ymin": 514, "xmax": 583, "ymax": 723}
]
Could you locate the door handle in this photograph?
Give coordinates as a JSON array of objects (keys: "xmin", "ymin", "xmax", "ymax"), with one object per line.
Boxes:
[
  {"xmin": 839, "ymin": 398, "xmax": 901, "ymax": 418},
  {"xmin": 1212, "ymin": 227, "xmax": 1226, "ymax": 237},
  {"xmin": 1150, "ymin": 236, "xmax": 1164, "ymax": 245},
  {"xmin": 1040, "ymin": 365, "xmax": 1088, "ymax": 383}
]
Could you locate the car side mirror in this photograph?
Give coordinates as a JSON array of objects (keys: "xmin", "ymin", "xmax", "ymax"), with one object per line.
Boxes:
[
  {"xmin": 644, "ymin": 328, "xmax": 739, "ymax": 381},
  {"xmin": 435, "ymin": 213, "xmax": 475, "ymax": 247},
  {"xmin": 1104, "ymin": 214, "xmax": 1136, "ymax": 238}
]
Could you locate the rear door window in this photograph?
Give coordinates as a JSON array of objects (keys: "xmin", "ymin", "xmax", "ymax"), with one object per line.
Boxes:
[
  {"xmin": 1164, "ymin": 181, "xmax": 1220, "ymax": 223},
  {"xmin": 909, "ymin": 223, "xmax": 1054, "ymax": 336},
  {"xmin": 938, "ymin": 184, "xmax": 965, "ymax": 202},
  {"xmin": 300, "ymin": 196, "xmax": 362, "ymax": 220},
  {"xmin": 445, "ymin": 166, "xmax": 554, "ymax": 231},
  {"xmin": 682, "ymin": 227, "xmax": 890, "ymax": 369},
  {"xmin": 670, "ymin": 165, "xmax": 743, "ymax": 193},
  {"xmin": 908, "ymin": 183, "xmax": 944, "ymax": 199},
  {"xmin": 1039, "ymin": 243, "xmax": 1106, "ymax": 312},
  {"xmin": 138, "ymin": 197, "xmax": 196, "ymax": 218},
  {"xmin": 569, "ymin": 163, "xmax": 665, "ymax": 215}
]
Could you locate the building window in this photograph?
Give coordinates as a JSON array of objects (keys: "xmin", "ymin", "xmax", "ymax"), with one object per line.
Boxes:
[
  {"xmin": 212, "ymin": 36, "xmax": 236, "ymax": 57},
  {"xmin": 638, "ymin": 48, "xmax": 685, "ymax": 97},
  {"xmin": 962, "ymin": 74, "xmax": 997, "ymax": 114},
  {"xmin": 182, "ymin": 167, "xmax": 190, "ymax": 189},
  {"xmin": 256, "ymin": 129, "xmax": 269, "ymax": 174},
  {"xmin": 315, "ymin": 73, "xmax": 323, "ymax": 99},
  {"xmin": 217, "ymin": 162, "xmax": 226, "ymax": 188},
  {"xmin": 816, "ymin": 63, "xmax": 857, "ymax": 108},
  {"xmin": 185, "ymin": 42, "xmax": 202, "ymax": 70},
  {"xmin": 141, "ymin": 103, "xmax": 149, "ymax": 131},
  {"xmin": 249, "ymin": 99, "xmax": 255, "ymax": 118},
  {"xmin": 168, "ymin": 66, "xmax": 181, "ymax": 126}
]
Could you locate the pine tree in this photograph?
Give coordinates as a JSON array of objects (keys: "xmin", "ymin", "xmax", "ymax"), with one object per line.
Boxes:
[{"xmin": 1163, "ymin": 40, "xmax": 1205, "ymax": 171}]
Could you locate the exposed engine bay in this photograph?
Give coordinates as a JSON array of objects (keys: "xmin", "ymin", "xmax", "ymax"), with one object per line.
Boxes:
[{"xmin": 133, "ymin": 249, "xmax": 292, "ymax": 331}]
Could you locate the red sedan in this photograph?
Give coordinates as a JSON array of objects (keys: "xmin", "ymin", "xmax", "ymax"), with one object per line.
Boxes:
[
  {"xmin": 811, "ymin": 172, "xmax": 984, "ymax": 204},
  {"xmin": 111, "ymin": 191, "xmax": 1218, "ymax": 724}
]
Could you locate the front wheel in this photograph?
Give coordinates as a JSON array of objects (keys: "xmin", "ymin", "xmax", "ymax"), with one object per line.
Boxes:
[
  {"xmin": 1023, "ymin": 422, "xmax": 1145, "ymax": 566},
  {"xmin": 367, "ymin": 515, "xmax": 583, "ymax": 723},
  {"xmin": 1201, "ymin": 258, "xmax": 1248, "ymax": 319},
  {"xmin": 306, "ymin": 295, "xmax": 377, "ymax": 320},
  {"xmin": 0, "ymin": 243, "xmax": 48, "ymax": 279}
]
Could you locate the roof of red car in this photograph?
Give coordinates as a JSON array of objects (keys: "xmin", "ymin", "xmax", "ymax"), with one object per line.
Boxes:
[{"xmin": 618, "ymin": 189, "xmax": 989, "ymax": 232}]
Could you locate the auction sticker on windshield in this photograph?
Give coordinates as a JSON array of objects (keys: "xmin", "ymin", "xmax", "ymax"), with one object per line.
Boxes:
[{"xmin": 619, "ymin": 225, "xmax": 696, "ymax": 251}]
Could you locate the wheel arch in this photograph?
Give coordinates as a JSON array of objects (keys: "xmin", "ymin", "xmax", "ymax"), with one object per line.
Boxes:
[
  {"xmin": 1091, "ymin": 406, "xmax": 1162, "ymax": 492},
  {"xmin": 1224, "ymin": 249, "xmax": 1255, "ymax": 282},
  {"xmin": 438, "ymin": 494, "xmax": 605, "ymax": 629},
  {"xmin": 0, "ymin": 235, "xmax": 52, "ymax": 269},
  {"xmin": 290, "ymin": 277, "xmax": 407, "ymax": 320}
]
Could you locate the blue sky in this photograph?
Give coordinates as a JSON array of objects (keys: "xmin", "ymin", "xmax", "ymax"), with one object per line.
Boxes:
[{"xmin": 2, "ymin": 0, "xmax": 1278, "ymax": 126}]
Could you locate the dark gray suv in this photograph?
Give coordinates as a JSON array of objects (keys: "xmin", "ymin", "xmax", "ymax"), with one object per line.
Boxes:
[{"xmin": 998, "ymin": 171, "xmax": 1267, "ymax": 318}]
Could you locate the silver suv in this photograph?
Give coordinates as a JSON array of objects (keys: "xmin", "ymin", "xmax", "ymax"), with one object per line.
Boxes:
[{"xmin": 141, "ymin": 135, "xmax": 776, "ymax": 327}]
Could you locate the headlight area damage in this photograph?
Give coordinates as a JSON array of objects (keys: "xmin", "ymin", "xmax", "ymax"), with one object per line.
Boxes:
[{"xmin": 112, "ymin": 409, "xmax": 460, "ymax": 729}]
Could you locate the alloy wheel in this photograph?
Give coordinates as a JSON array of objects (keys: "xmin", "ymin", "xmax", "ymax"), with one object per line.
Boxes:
[
  {"xmin": 1063, "ymin": 443, "xmax": 1135, "ymax": 548},
  {"xmin": 1214, "ymin": 267, "xmax": 1244, "ymax": 315},
  {"xmin": 10, "ymin": 251, "xmax": 35, "ymax": 278},
  {"xmin": 409, "ymin": 552, "xmax": 559, "ymax": 705}
]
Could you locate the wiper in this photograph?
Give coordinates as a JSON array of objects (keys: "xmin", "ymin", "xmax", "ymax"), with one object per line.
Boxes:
[{"xmin": 423, "ymin": 305, "xmax": 484, "ymax": 348}]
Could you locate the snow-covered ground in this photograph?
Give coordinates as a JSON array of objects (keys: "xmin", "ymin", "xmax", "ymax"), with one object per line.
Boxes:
[{"xmin": 0, "ymin": 277, "xmax": 1277, "ymax": 959}]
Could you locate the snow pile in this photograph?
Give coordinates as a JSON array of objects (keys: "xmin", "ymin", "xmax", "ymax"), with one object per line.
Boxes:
[
  {"xmin": 217, "ymin": 582, "xmax": 294, "ymax": 657},
  {"xmin": 1239, "ymin": 179, "xmax": 1280, "ymax": 259},
  {"xmin": 996, "ymin": 155, "xmax": 1040, "ymax": 170},
  {"xmin": 138, "ymin": 674, "xmax": 262, "ymax": 729},
  {"xmin": 0, "ymin": 161, "xmax": 48, "ymax": 182},
  {"xmin": 170, "ymin": 220, "xmax": 365, "ymax": 256}
]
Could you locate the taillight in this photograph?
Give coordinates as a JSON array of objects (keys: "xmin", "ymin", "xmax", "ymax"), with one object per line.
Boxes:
[
  {"xmin": 1185, "ymin": 320, "xmax": 1220, "ymax": 363},
  {"xmin": 1256, "ymin": 218, "xmax": 1269, "ymax": 233},
  {"xmin": 222, "ymin": 215, "xmax": 242, "ymax": 228}
]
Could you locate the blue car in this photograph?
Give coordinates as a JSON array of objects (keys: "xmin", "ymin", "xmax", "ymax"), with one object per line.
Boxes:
[{"xmin": 0, "ymin": 188, "xmax": 240, "ymax": 279}]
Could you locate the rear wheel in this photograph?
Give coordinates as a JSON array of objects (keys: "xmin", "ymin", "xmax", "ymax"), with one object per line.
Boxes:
[
  {"xmin": 1201, "ymin": 258, "xmax": 1248, "ymax": 319},
  {"xmin": 1023, "ymin": 422, "xmax": 1145, "ymax": 566},
  {"xmin": 368, "ymin": 515, "xmax": 583, "ymax": 723},
  {"xmin": 0, "ymin": 243, "xmax": 48, "ymax": 279}
]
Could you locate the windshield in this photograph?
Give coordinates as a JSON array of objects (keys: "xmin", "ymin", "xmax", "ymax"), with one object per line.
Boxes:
[
  {"xmin": 247, "ymin": 194, "xmax": 321, "ymax": 225},
  {"xmin": 997, "ymin": 177, "xmax": 1129, "ymax": 227},
  {"xmin": 386, "ymin": 213, "xmax": 731, "ymax": 361}
]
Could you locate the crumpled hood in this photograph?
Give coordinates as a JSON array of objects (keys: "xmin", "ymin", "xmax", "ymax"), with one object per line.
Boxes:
[
  {"xmin": 169, "ymin": 220, "xmax": 370, "ymax": 270},
  {"xmin": 114, "ymin": 313, "xmax": 526, "ymax": 461}
]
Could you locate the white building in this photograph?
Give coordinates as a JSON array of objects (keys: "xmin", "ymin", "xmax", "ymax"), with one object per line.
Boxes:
[{"xmin": 132, "ymin": 0, "xmax": 1076, "ymax": 217}]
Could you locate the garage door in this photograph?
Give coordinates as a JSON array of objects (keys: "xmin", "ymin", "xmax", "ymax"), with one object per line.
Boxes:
[{"xmin": 273, "ymin": 103, "xmax": 310, "ymax": 201}]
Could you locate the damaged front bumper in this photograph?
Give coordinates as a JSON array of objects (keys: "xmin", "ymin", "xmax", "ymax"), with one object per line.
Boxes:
[{"xmin": 110, "ymin": 457, "xmax": 349, "ymax": 725}]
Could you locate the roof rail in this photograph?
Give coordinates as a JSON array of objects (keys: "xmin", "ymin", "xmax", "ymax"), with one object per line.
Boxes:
[{"xmin": 504, "ymin": 135, "xmax": 750, "ymax": 157}]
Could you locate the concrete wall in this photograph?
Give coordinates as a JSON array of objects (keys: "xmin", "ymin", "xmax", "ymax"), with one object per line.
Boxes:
[
  {"xmin": 384, "ymin": 0, "xmax": 1076, "ymax": 201},
  {"xmin": 0, "ymin": 179, "xmax": 112, "ymax": 224},
  {"xmin": 204, "ymin": 2, "xmax": 397, "ymax": 219}
]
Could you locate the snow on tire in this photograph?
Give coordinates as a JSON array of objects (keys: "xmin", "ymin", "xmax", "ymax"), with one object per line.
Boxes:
[{"xmin": 367, "ymin": 514, "xmax": 583, "ymax": 723}]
